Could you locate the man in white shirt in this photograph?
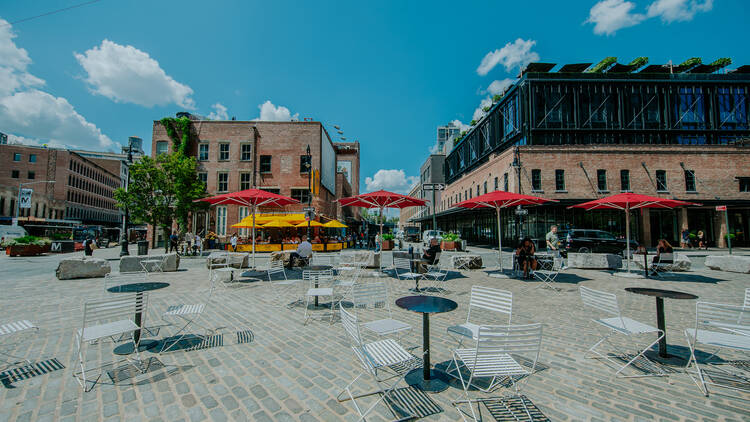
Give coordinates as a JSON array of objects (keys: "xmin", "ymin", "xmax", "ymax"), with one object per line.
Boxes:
[
  {"xmin": 194, "ymin": 233, "xmax": 202, "ymax": 255},
  {"xmin": 289, "ymin": 235, "xmax": 313, "ymax": 267}
]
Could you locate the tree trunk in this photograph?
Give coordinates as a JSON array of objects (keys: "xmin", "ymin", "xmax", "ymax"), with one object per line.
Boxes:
[{"xmin": 151, "ymin": 219, "xmax": 157, "ymax": 249}]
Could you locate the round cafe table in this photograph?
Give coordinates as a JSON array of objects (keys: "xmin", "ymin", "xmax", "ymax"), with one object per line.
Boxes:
[
  {"xmin": 107, "ymin": 282, "xmax": 170, "ymax": 355},
  {"xmin": 625, "ymin": 287, "xmax": 698, "ymax": 359},
  {"xmin": 395, "ymin": 295, "xmax": 458, "ymax": 392}
]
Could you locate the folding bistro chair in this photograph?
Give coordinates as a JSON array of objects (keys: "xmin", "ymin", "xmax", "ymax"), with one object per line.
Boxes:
[
  {"xmin": 0, "ymin": 320, "xmax": 39, "ymax": 374},
  {"xmin": 303, "ymin": 269, "xmax": 335, "ymax": 324},
  {"xmin": 649, "ymin": 253, "xmax": 675, "ymax": 277},
  {"xmin": 447, "ymin": 323, "xmax": 543, "ymax": 422},
  {"xmin": 104, "ymin": 271, "xmax": 147, "ymax": 292},
  {"xmin": 334, "ymin": 262, "xmax": 364, "ymax": 306},
  {"xmin": 140, "ymin": 256, "xmax": 167, "ymax": 273},
  {"xmin": 422, "ymin": 253, "xmax": 449, "ymax": 293},
  {"xmin": 351, "ymin": 282, "xmax": 411, "ymax": 339},
  {"xmin": 311, "ymin": 253, "xmax": 334, "ymax": 266},
  {"xmin": 266, "ymin": 260, "xmax": 303, "ymax": 304},
  {"xmin": 337, "ymin": 307, "xmax": 420, "ymax": 422},
  {"xmin": 74, "ymin": 293, "xmax": 147, "ymax": 392},
  {"xmin": 213, "ymin": 253, "xmax": 247, "ymax": 284},
  {"xmin": 159, "ymin": 277, "xmax": 215, "ymax": 354},
  {"xmin": 684, "ymin": 301, "xmax": 750, "ymax": 396},
  {"xmin": 448, "ymin": 286, "xmax": 512, "ymax": 348},
  {"xmin": 393, "ymin": 258, "xmax": 422, "ymax": 291},
  {"xmin": 579, "ymin": 286, "xmax": 666, "ymax": 377},
  {"xmin": 532, "ymin": 256, "xmax": 566, "ymax": 292}
]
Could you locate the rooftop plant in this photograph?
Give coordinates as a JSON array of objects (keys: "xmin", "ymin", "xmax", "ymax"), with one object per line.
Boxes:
[{"xmin": 587, "ymin": 57, "xmax": 617, "ymax": 73}]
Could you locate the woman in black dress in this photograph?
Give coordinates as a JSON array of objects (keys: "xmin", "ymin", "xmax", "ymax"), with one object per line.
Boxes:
[{"xmin": 515, "ymin": 237, "xmax": 537, "ymax": 279}]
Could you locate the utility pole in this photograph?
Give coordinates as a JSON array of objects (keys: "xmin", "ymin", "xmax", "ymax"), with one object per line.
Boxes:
[
  {"xmin": 306, "ymin": 144, "xmax": 312, "ymax": 239},
  {"xmin": 120, "ymin": 145, "xmax": 134, "ymax": 256}
]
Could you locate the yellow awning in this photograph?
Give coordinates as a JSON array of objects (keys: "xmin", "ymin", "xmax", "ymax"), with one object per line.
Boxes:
[
  {"xmin": 231, "ymin": 221, "xmax": 264, "ymax": 229},
  {"xmin": 295, "ymin": 220, "xmax": 324, "ymax": 227},
  {"xmin": 263, "ymin": 220, "xmax": 295, "ymax": 228},
  {"xmin": 323, "ymin": 220, "xmax": 348, "ymax": 228}
]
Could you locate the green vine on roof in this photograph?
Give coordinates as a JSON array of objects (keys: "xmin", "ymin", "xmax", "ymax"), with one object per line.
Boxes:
[
  {"xmin": 160, "ymin": 116, "xmax": 193, "ymax": 156},
  {"xmin": 587, "ymin": 57, "xmax": 617, "ymax": 73}
]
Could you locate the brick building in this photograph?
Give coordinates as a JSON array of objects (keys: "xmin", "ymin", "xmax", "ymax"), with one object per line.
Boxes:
[
  {"xmin": 0, "ymin": 144, "xmax": 125, "ymax": 227},
  {"xmin": 413, "ymin": 59, "xmax": 750, "ymax": 247},
  {"xmin": 149, "ymin": 118, "xmax": 360, "ymax": 243}
]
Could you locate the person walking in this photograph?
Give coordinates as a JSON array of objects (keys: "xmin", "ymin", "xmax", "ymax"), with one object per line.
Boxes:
[
  {"xmin": 169, "ymin": 232, "xmax": 179, "ymax": 253},
  {"xmin": 83, "ymin": 236, "xmax": 94, "ymax": 257},
  {"xmin": 697, "ymin": 230, "xmax": 707, "ymax": 250},
  {"xmin": 545, "ymin": 225, "xmax": 559, "ymax": 252},
  {"xmin": 681, "ymin": 228, "xmax": 690, "ymax": 248},
  {"xmin": 230, "ymin": 233, "xmax": 238, "ymax": 252}
]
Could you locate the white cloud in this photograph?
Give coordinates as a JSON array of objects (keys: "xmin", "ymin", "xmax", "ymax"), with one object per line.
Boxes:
[
  {"xmin": 0, "ymin": 89, "xmax": 114, "ymax": 150},
  {"xmin": 451, "ymin": 119, "xmax": 470, "ymax": 133},
  {"xmin": 586, "ymin": 0, "xmax": 647, "ymax": 35},
  {"xmin": 208, "ymin": 102, "xmax": 228, "ymax": 120},
  {"xmin": 485, "ymin": 78, "xmax": 515, "ymax": 96},
  {"xmin": 365, "ymin": 169, "xmax": 419, "ymax": 194},
  {"xmin": 472, "ymin": 96, "xmax": 493, "ymax": 122},
  {"xmin": 257, "ymin": 100, "xmax": 299, "ymax": 121},
  {"xmin": 75, "ymin": 39, "xmax": 195, "ymax": 108},
  {"xmin": 476, "ymin": 39, "xmax": 539, "ymax": 76},
  {"xmin": 647, "ymin": 0, "xmax": 713, "ymax": 22},
  {"xmin": 0, "ymin": 19, "xmax": 114, "ymax": 150}
]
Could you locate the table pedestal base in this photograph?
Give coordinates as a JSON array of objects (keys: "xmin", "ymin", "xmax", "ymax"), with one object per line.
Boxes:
[
  {"xmin": 113, "ymin": 339, "xmax": 158, "ymax": 355},
  {"xmin": 404, "ymin": 368, "xmax": 450, "ymax": 393},
  {"xmin": 644, "ymin": 349, "xmax": 689, "ymax": 366}
]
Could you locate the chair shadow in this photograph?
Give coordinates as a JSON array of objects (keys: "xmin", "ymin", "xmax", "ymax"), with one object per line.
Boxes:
[
  {"xmin": 481, "ymin": 395, "xmax": 551, "ymax": 422},
  {"xmin": 154, "ymin": 333, "xmax": 224, "ymax": 353},
  {"xmin": 434, "ymin": 357, "xmax": 549, "ymax": 391},
  {"xmin": 1, "ymin": 358, "xmax": 65, "ymax": 389},
  {"xmin": 107, "ymin": 357, "xmax": 194, "ymax": 387},
  {"xmin": 385, "ymin": 386, "xmax": 443, "ymax": 419}
]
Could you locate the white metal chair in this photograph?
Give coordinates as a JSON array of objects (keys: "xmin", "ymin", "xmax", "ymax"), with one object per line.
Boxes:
[
  {"xmin": 580, "ymin": 286, "xmax": 665, "ymax": 377},
  {"xmin": 266, "ymin": 260, "xmax": 302, "ymax": 303},
  {"xmin": 140, "ymin": 256, "xmax": 166, "ymax": 273},
  {"xmin": 0, "ymin": 320, "xmax": 39, "ymax": 374},
  {"xmin": 336, "ymin": 307, "xmax": 420, "ymax": 422},
  {"xmin": 448, "ymin": 286, "xmax": 512, "ymax": 347},
  {"xmin": 422, "ymin": 253, "xmax": 449, "ymax": 293},
  {"xmin": 159, "ymin": 277, "xmax": 215, "ymax": 354},
  {"xmin": 334, "ymin": 262, "xmax": 364, "ymax": 305},
  {"xmin": 303, "ymin": 269, "xmax": 335, "ymax": 324},
  {"xmin": 74, "ymin": 293, "xmax": 147, "ymax": 392},
  {"xmin": 448, "ymin": 323, "xmax": 543, "ymax": 422},
  {"xmin": 104, "ymin": 271, "xmax": 147, "ymax": 292},
  {"xmin": 393, "ymin": 258, "xmax": 422, "ymax": 291},
  {"xmin": 352, "ymin": 282, "xmax": 411, "ymax": 339},
  {"xmin": 213, "ymin": 253, "xmax": 247, "ymax": 284},
  {"xmin": 311, "ymin": 253, "xmax": 334, "ymax": 266},
  {"xmin": 532, "ymin": 256, "xmax": 566, "ymax": 292},
  {"xmin": 684, "ymin": 301, "xmax": 750, "ymax": 396},
  {"xmin": 649, "ymin": 253, "xmax": 675, "ymax": 277}
]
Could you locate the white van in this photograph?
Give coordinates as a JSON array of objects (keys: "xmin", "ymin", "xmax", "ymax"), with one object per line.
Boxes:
[
  {"xmin": 422, "ymin": 230, "xmax": 444, "ymax": 247},
  {"xmin": 0, "ymin": 225, "xmax": 29, "ymax": 241}
]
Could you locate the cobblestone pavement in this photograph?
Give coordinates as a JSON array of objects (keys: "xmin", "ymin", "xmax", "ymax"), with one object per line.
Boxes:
[{"xmin": 0, "ymin": 246, "xmax": 748, "ymax": 421}]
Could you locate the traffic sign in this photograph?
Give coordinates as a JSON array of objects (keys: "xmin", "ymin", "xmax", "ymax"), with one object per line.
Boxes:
[
  {"xmin": 19, "ymin": 188, "xmax": 33, "ymax": 209},
  {"xmin": 715, "ymin": 205, "xmax": 727, "ymax": 211},
  {"xmin": 422, "ymin": 183, "xmax": 445, "ymax": 190}
]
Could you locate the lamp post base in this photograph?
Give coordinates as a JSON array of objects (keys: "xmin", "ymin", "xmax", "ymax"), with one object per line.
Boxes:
[{"xmin": 119, "ymin": 239, "xmax": 130, "ymax": 256}]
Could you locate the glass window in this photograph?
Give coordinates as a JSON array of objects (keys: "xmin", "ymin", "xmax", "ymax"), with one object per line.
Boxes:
[
  {"xmin": 198, "ymin": 172, "xmax": 207, "ymax": 190},
  {"xmin": 503, "ymin": 173, "xmax": 509, "ymax": 191},
  {"xmin": 620, "ymin": 170, "xmax": 630, "ymax": 191},
  {"xmin": 13, "ymin": 153, "xmax": 21, "ymax": 162},
  {"xmin": 738, "ymin": 177, "xmax": 750, "ymax": 193},
  {"xmin": 198, "ymin": 144, "xmax": 209, "ymax": 161},
  {"xmin": 673, "ymin": 86, "xmax": 706, "ymax": 130},
  {"xmin": 261, "ymin": 188, "xmax": 280, "ymax": 195},
  {"xmin": 300, "ymin": 155, "xmax": 311, "ymax": 173},
  {"xmin": 28, "ymin": 171, "xmax": 35, "ymax": 180},
  {"xmin": 29, "ymin": 154, "xmax": 36, "ymax": 163},
  {"xmin": 597, "ymin": 169, "xmax": 607, "ymax": 191},
  {"xmin": 476, "ymin": 185, "xmax": 480, "ymax": 196},
  {"xmin": 684, "ymin": 170, "xmax": 696, "ymax": 192},
  {"xmin": 292, "ymin": 188, "xmax": 310, "ymax": 203},
  {"xmin": 217, "ymin": 172, "xmax": 228, "ymax": 192},
  {"xmin": 717, "ymin": 87, "xmax": 748, "ymax": 130},
  {"xmin": 656, "ymin": 170, "xmax": 668, "ymax": 191},
  {"xmin": 219, "ymin": 143, "xmax": 230, "ymax": 161},
  {"xmin": 483, "ymin": 181, "xmax": 487, "ymax": 194},
  {"xmin": 156, "ymin": 141, "xmax": 168, "ymax": 155},
  {"xmin": 555, "ymin": 169, "xmax": 565, "ymax": 191},
  {"xmin": 216, "ymin": 206, "xmax": 227, "ymax": 236},
  {"xmin": 11, "ymin": 170, "xmax": 19, "ymax": 178},
  {"xmin": 240, "ymin": 172, "xmax": 252, "ymax": 190},
  {"xmin": 531, "ymin": 169, "xmax": 542, "ymax": 191},
  {"xmin": 238, "ymin": 206, "xmax": 250, "ymax": 236},
  {"xmin": 241, "ymin": 144, "xmax": 252, "ymax": 161},
  {"xmin": 260, "ymin": 155, "xmax": 272, "ymax": 173},
  {"xmin": 494, "ymin": 177, "xmax": 498, "ymax": 190}
]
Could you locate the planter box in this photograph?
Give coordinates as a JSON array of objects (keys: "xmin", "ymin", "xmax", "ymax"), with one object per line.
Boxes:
[
  {"xmin": 6, "ymin": 244, "xmax": 51, "ymax": 257},
  {"xmin": 441, "ymin": 241, "xmax": 460, "ymax": 251},
  {"xmin": 381, "ymin": 240, "xmax": 393, "ymax": 251}
]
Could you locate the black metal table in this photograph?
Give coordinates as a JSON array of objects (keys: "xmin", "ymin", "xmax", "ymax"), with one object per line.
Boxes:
[
  {"xmin": 303, "ymin": 265, "xmax": 333, "ymax": 307},
  {"xmin": 108, "ymin": 282, "xmax": 170, "ymax": 355},
  {"xmin": 625, "ymin": 287, "xmax": 698, "ymax": 358},
  {"xmin": 632, "ymin": 251, "xmax": 651, "ymax": 278},
  {"xmin": 395, "ymin": 295, "xmax": 458, "ymax": 392}
]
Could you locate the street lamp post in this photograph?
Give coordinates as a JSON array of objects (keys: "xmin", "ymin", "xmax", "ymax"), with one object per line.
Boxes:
[
  {"xmin": 15, "ymin": 180, "xmax": 55, "ymax": 225},
  {"xmin": 120, "ymin": 146, "xmax": 134, "ymax": 256},
  {"xmin": 306, "ymin": 144, "xmax": 312, "ymax": 239}
]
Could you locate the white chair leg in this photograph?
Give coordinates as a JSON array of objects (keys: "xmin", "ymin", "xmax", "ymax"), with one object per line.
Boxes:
[{"xmin": 684, "ymin": 331, "xmax": 709, "ymax": 396}]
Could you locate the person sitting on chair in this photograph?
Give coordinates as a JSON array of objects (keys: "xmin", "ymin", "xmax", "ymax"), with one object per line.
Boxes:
[
  {"xmin": 651, "ymin": 239, "xmax": 674, "ymax": 275},
  {"xmin": 288, "ymin": 235, "xmax": 313, "ymax": 268},
  {"xmin": 515, "ymin": 237, "xmax": 537, "ymax": 279},
  {"xmin": 422, "ymin": 238, "xmax": 441, "ymax": 265}
]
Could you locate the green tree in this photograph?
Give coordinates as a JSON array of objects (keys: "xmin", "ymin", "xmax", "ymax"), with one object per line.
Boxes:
[{"xmin": 160, "ymin": 152, "xmax": 207, "ymax": 232}]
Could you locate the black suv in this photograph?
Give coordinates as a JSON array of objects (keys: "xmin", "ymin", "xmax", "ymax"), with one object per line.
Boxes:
[{"xmin": 558, "ymin": 229, "xmax": 638, "ymax": 256}]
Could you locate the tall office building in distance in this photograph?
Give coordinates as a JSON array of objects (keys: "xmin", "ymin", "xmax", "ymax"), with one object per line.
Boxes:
[{"xmin": 436, "ymin": 122, "xmax": 461, "ymax": 155}]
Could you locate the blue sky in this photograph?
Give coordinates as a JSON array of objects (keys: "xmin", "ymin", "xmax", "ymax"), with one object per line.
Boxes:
[{"xmin": 1, "ymin": 0, "xmax": 747, "ymax": 194}]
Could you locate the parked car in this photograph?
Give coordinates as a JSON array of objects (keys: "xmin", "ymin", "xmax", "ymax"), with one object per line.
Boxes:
[
  {"xmin": 422, "ymin": 230, "xmax": 444, "ymax": 247},
  {"xmin": 558, "ymin": 229, "xmax": 638, "ymax": 256}
]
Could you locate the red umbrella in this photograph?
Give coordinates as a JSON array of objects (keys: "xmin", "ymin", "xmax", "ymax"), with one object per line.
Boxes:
[
  {"xmin": 198, "ymin": 189, "xmax": 299, "ymax": 268},
  {"xmin": 569, "ymin": 193, "xmax": 700, "ymax": 276},
  {"xmin": 454, "ymin": 191, "xmax": 557, "ymax": 275},
  {"xmin": 338, "ymin": 190, "xmax": 428, "ymax": 269}
]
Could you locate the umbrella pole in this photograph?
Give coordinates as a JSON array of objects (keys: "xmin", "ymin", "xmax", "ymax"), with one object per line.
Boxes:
[
  {"xmin": 379, "ymin": 206, "xmax": 384, "ymax": 273},
  {"xmin": 625, "ymin": 205, "xmax": 631, "ymax": 274},
  {"xmin": 497, "ymin": 207, "xmax": 503, "ymax": 271},
  {"xmin": 252, "ymin": 205, "xmax": 256, "ymax": 269}
]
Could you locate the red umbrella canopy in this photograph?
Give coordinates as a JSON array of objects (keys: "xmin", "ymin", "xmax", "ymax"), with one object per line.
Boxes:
[
  {"xmin": 569, "ymin": 192, "xmax": 700, "ymax": 210},
  {"xmin": 454, "ymin": 190, "xmax": 557, "ymax": 209},
  {"xmin": 198, "ymin": 189, "xmax": 299, "ymax": 207},
  {"xmin": 338, "ymin": 190, "xmax": 428, "ymax": 209}
]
